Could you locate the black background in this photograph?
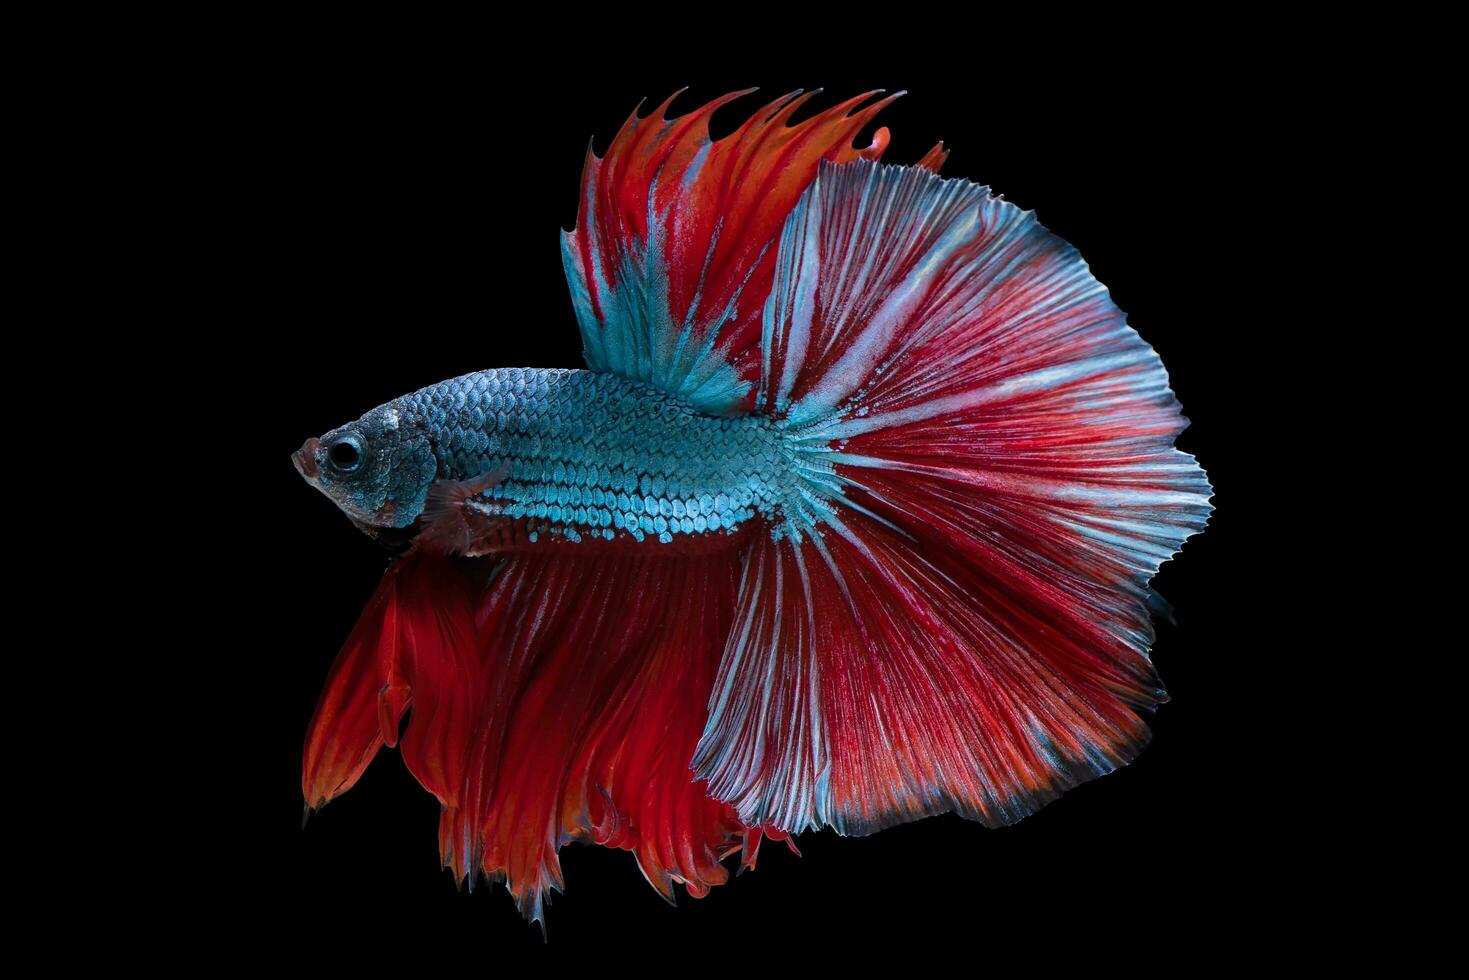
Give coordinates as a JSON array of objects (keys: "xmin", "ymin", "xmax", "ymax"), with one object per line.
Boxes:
[{"xmin": 187, "ymin": 37, "xmax": 1292, "ymax": 960}]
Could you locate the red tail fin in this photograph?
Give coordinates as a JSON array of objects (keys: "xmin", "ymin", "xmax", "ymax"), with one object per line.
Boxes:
[{"xmin": 694, "ymin": 157, "xmax": 1212, "ymax": 834}]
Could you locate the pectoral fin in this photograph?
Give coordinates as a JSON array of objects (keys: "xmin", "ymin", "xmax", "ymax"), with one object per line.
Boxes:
[{"xmin": 413, "ymin": 464, "xmax": 512, "ymax": 556}]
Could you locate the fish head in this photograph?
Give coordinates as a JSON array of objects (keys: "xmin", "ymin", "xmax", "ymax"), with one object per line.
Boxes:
[{"xmin": 293, "ymin": 400, "xmax": 437, "ymax": 533}]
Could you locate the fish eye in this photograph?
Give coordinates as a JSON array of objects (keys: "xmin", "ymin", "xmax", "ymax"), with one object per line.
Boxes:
[{"xmin": 326, "ymin": 434, "xmax": 365, "ymax": 474}]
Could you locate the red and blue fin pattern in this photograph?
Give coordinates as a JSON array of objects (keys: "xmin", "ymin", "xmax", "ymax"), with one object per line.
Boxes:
[
  {"xmin": 561, "ymin": 88, "xmax": 945, "ymax": 415},
  {"xmin": 304, "ymin": 550, "xmax": 768, "ymax": 926},
  {"xmin": 304, "ymin": 91, "xmax": 1211, "ymax": 920},
  {"xmin": 692, "ymin": 157, "xmax": 1212, "ymax": 833}
]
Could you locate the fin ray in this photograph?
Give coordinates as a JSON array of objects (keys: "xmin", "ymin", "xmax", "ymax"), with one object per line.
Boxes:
[
  {"xmin": 695, "ymin": 157, "xmax": 1211, "ymax": 834},
  {"xmin": 303, "ymin": 550, "xmax": 774, "ymax": 924},
  {"xmin": 562, "ymin": 89, "xmax": 913, "ymax": 414}
]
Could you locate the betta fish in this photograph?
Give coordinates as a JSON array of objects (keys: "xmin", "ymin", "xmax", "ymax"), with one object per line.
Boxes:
[{"xmin": 293, "ymin": 87, "xmax": 1212, "ymax": 926}]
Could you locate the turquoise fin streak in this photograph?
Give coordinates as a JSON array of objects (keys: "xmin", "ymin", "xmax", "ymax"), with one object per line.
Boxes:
[{"xmin": 561, "ymin": 189, "xmax": 753, "ymax": 416}]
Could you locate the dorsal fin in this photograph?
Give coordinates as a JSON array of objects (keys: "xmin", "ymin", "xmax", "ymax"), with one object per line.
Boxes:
[{"xmin": 560, "ymin": 88, "xmax": 944, "ymax": 415}]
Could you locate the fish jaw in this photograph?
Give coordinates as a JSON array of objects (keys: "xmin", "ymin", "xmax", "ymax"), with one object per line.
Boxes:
[{"xmin": 293, "ymin": 437, "xmax": 321, "ymax": 484}]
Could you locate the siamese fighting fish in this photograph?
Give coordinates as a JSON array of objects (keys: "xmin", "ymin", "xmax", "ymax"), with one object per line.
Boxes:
[{"xmin": 293, "ymin": 87, "xmax": 1213, "ymax": 926}]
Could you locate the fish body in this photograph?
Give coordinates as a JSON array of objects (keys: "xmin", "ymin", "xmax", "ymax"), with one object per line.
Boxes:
[
  {"xmin": 326, "ymin": 367, "xmax": 810, "ymax": 551},
  {"xmin": 294, "ymin": 88, "xmax": 1213, "ymax": 926}
]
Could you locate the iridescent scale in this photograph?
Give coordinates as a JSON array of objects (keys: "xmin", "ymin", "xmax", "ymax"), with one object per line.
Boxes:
[{"xmin": 402, "ymin": 368, "xmax": 801, "ymax": 547}]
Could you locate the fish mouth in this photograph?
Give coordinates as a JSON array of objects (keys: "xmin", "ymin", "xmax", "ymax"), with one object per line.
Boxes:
[{"xmin": 293, "ymin": 437, "xmax": 321, "ymax": 481}]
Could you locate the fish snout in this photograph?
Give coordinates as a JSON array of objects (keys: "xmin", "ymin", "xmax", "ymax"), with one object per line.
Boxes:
[{"xmin": 293, "ymin": 437, "xmax": 321, "ymax": 481}]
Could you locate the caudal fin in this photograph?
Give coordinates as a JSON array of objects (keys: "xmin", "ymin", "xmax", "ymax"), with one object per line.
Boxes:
[{"xmin": 693, "ymin": 157, "xmax": 1213, "ymax": 833}]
